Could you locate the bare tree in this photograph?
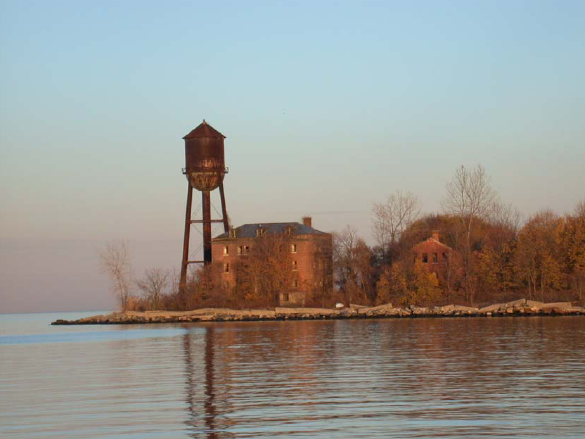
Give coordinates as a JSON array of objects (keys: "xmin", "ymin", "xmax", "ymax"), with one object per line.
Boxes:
[
  {"xmin": 232, "ymin": 232, "xmax": 293, "ymax": 306},
  {"xmin": 575, "ymin": 199, "xmax": 585, "ymax": 219},
  {"xmin": 490, "ymin": 201, "xmax": 521, "ymax": 229},
  {"xmin": 488, "ymin": 200, "xmax": 522, "ymax": 236},
  {"xmin": 443, "ymin": 165, "xmax": 497, "ymax": 234},
  {"xmin": 372, "ymin": 190, "xmax": 420, "ymax": 258},
  {"xmin": 333, "ymin": 226, "xmax": 356, "ymax": 300},
  {"xmin": 135, "ymin": 268, "xmax": 169, "ymax": 310},
  {"xmin": 99, "ymin": 240, "xmax": 132, "ymax": 311},
  {"xmin": 443, "ymin": 165, "xmax": 497, "ymax": 303},
  {"xmin": 333, "ymin": 225, "xmax": 359, "ymax": 290},
  {"xmin": 333, "ymin": 226, "xmax": 376, "ymax": 305}
]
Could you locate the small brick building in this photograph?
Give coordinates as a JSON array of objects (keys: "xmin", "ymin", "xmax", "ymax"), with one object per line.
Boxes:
[
  {"xmin": 412, "ymin": 231, "xmax": 454, "ymax": 279},
  {"xmin": 211, "ymin": 217, "xmax": 332, "ymax": 306}
]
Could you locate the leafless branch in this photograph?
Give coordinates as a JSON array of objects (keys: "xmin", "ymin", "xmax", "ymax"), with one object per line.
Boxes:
[
  {"xmin": 575, "ymin": 199, "xmax": 585, "ymax": 219},
  {"xmin": 442, "ymin": 165, "xmax": 497, "ymax": 303},
  {"xmin": 443, "ymin": 165, "xmax": 497, "ymax": 222},
  {"xmin": 489, "ymin": 200, "xmax": 522, "ymax": 233},
  {"xmin": 135, "ymin": 268, "xmax": 169, "ymax": 310},
  {"xmin": 99, "ymin": 240, "xmax": 132, "ymax": 311},
  {"xmin": 372, "ymin": 190, "xmax": 420, "ymax": 250}
]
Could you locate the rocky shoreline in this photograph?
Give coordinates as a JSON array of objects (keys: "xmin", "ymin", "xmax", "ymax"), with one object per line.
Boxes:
[{"xmin": 52, "ymin": 299, "xmax": 585, "ymax": 325}]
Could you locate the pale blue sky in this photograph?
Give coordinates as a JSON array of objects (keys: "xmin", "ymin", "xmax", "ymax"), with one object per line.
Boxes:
[{"xmin": 1, "ymin": 0, "xmax": 584, "ymax": 312}]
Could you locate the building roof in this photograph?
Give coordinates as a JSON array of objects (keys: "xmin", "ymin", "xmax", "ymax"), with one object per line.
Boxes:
[
  {"xmin": 412, "ymin": 237, "xmax": 453, "ymax": 251},
  {"xmin": 183, "ymin": 120, "xmax": 226, "ymax": 139},
  {"xmin": 213, "ymin": 222, "xmax": 327, "ymax": 240}
]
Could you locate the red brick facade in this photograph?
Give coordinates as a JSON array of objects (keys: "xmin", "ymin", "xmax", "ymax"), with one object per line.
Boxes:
[
  {"xmin": 412, "ymin": 231, "xmax": 454, "ymax": 280},
  {"xmin": 211, "ymin": 218, "xmax": 332, "ymax": 305}
]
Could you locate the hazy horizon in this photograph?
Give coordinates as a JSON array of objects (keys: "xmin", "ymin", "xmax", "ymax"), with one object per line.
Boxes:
[{"xmin": 1, "ymin": 0, "xmax": 584, "ymax": 313}]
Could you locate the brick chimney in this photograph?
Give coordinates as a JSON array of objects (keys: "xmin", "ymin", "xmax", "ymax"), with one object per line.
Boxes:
[
  {"xmin": 432, "ymin": 230, "xmax": 440, "ymax": 242},
  {"xmin": 302, "ymin": 216, "xmax": 312, "ymax": 228}
]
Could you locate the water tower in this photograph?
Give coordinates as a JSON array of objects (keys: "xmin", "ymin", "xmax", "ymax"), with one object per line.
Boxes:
[{"xmin": 180, "ymin": 120, "xmax": 229, "ymax": 288}]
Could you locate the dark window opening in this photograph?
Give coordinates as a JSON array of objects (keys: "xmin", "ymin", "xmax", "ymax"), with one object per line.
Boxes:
[
  {"xmin": 422, "ymin": 253, "xmax": 428, "ymax": 263},
  {"xmin": 433, "ymin": 253, "xmax": 438, "ymax": 263}
]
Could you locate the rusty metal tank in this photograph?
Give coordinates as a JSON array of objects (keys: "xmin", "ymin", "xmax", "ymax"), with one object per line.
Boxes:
[{"xmin": 182, "ymin": 120, "xmax": 226, "ymax": 191}]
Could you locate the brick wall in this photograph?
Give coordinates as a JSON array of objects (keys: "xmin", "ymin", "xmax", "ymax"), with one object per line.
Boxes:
[
  {"xmin": 412, "ymin": 237, "xmax": 455, "ymax": 282},
  {"xmin": 211, "ymin": 233, "xmax": 332, "ymax": 293}
]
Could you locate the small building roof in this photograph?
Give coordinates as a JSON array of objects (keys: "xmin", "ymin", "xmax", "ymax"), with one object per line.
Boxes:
[
  {"xmin": 183, "ymin": 120, "xmax": 226, "ymax": 139},
  {"xmin": 213, "ymin": 222, "xmax": 327, "ymax": 240},
  {"xmin": 412, "ymin": 237, "xmax": 453, "ymax": 252}
]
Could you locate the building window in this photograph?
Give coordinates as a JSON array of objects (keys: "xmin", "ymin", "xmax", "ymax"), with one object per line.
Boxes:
[
  {"xmin": 283, "ymin": 293, "xmax": 289, "ymax": 302},
  {"xmin": 291, "ymin": 244, "xmax": 297, "ymax": 253},
  {"xmin": 292, "ymin": 261, "xmax": 298, "ymax": 271},
  {"xmin": 433, "ymin": 253, "xmax": 438, "ymax": 263},
  {"xmin": 237, "ymin": 246, "xmax": 242, "ymax": 255},
  {"xmin": 443, "ymin": 252, "xmax": 448, "ymax": 261},
  {"xmin": 229, "ymin": 229, "xmax": 236, "ymax": 238},
  {"xmin": 223, "ymin": 246, "xmax": 229, "ymax": 256},
  {"xmin": 256, "ymin": 228, "xmax": 265, "ymax": 237},
  {"xmin": 244, "ymin": 246, "xmax": 250, "ymax": 255},
  {"xmin": 422, "ymin": 253, "xmax": 428, "ymax": 263},
  {"xmin": 292, "ymin": 279, "xmax": 298, "ymax": 288},
  {"xmin": 224, "ymin": 263, "xmax": 230, "ymax": 273}
]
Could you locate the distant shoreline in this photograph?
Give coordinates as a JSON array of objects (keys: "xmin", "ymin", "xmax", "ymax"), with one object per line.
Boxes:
[{"xmin": 51, "ymin": 299, "xmax": 585, "ymax": 325}]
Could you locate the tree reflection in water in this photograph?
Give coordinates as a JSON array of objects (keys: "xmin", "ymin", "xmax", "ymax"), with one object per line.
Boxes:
[{"xmin": 178, "ymin": 318, "xmax": 585, "ymax": 439}]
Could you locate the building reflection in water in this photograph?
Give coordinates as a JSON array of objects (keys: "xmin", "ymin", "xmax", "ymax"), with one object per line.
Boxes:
[
  {"xmin": 177, "ymin": 318, "xmax": 585, "ymax": 438},
  {"xmin": 181, "ymin": 321, "xmax": 328, "ymax": 438}
]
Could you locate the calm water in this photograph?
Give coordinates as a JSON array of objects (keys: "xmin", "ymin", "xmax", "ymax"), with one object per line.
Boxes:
[{"xmin": 1, "ymin": 313, "xmax": 585, "ymax": 438}]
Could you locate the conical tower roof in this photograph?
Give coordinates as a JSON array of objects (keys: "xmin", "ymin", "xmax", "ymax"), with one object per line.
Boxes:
[{"xmin": 183, "ymin": 120, "xmax": 226, "ymax": 139}]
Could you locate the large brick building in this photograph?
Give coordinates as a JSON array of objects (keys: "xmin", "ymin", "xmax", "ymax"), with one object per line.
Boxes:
[{"xmin": 211, "ymin": 217, "xmax": 333, "ymax": 305}]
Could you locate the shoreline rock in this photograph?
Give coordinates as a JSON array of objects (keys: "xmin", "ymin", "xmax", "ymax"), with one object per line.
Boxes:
[{"xmin": 51, "ymin": 299, "xmax": 585, "ymax": 325}]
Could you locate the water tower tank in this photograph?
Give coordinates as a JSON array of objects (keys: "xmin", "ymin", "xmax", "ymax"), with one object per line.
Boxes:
[{"xmin": 183, "ymin": 120, "xmax": 226, "ymax": 191}]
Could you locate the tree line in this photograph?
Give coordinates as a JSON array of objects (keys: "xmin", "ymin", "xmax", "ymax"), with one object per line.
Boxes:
[
  {"xmin": 335, "ymin": 165, "xmax": 584, "ymax": 307},
  {"xmin": 100, "ymin": 165, "xmax": 584, "ymax": 310}
]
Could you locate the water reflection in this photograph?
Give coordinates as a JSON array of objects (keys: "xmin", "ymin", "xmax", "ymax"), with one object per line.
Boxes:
[
  {"xmin": 178, "ymin": 318, "xmax": 585, "ymax": 438},
  {"xmin": 2, "ymin": 317, "xmax": 585, "ymax": 438},
  {"xmin": 183, "ymin": 327, "xmax": 228, "ymax": 439}
]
